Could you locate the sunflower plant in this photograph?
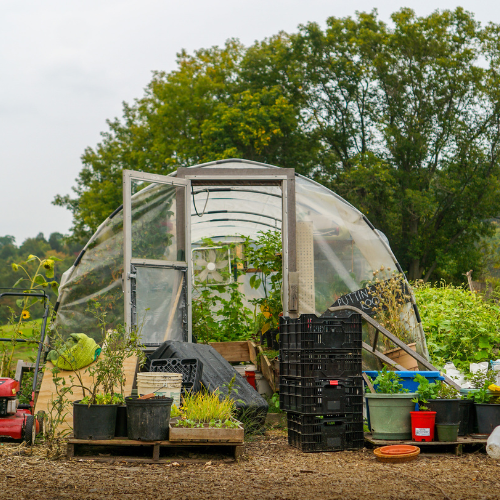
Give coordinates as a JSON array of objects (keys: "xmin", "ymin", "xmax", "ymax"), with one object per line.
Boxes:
[{"xmin": 0, "ymin": 254, "xmax": 61, "ymax": 377}]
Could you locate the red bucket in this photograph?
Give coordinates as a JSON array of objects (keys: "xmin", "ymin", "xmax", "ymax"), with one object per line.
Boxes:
[
  {"xmin": 245, "ymin": 369, "xmax": 256, "ymax": 390},
  {"xmin": 410, "ymin": 411, "xmax": 436, "ymax": 442}
]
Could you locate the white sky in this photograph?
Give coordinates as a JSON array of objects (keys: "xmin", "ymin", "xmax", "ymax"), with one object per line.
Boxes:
[{"xmin": 1, "ymin": 0, "xmax": 499, "ymax": 245}]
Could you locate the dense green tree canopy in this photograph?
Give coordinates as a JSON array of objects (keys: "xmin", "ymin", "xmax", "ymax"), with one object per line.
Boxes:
[{"xmin": 55, "ymin": 8, "xmax": 500, "ymax": 283}]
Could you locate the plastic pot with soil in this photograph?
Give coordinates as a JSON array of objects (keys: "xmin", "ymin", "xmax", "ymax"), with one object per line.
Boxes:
[
  {"xmin": 365, "ymin": 393, "xmax": 417, "ymax": 440},
  {"xmin": 365, "ymin": 368, "xmax": 416, "ymax": 440},
  {"xmin": 426, "ymin": 399, "xmax": 461, "ymax": 424},
  {"xmin": 126, "ymin": 396, "xmax": 173, "ymax": 441},
  {"xmin": 475, "ymin": 404, "xmax": 500, "ymax": 435},
  {"xmin": 458, "ymin": 399, "xmax": 474, "ymax": 436},
  {"xmin": 73, "ymin": 401, "xmax": 119, "ymax": 440},
  {"xmin": 436, "ymin": 423, "xmax": 460, "ymax": 442}
]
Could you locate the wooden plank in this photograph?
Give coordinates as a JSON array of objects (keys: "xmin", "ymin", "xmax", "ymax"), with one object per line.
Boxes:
[
  {"xmin": 68, "ymin": 438, "xmax": 240, "ymax": 447},
  {"xmin": 258, "ymin": 346, "xmax": 278, "ymax": 393},
  {"xmin": 248, "ymin": 341, "xmax": 258, "ymax": 365},
  {"xmin": 209, "ymin": 341, "xmax": 250, "ymax": 362},
  {"xmin": 74, "ymin": 456, "xmax": 239, "ymax": 464},
  {"xmin": 362, "ymin": 373, "xmax": 375, "ymax": 393},
  {"xmin": 35, "ymin": 356, "xmax": 138, "ymax": 435},
  {"xmin": 364, "ymin": 434, "xmax": 487, "ymax": 446}
]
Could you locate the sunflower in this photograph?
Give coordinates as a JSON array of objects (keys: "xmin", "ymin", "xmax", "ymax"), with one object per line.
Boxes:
[
  {"xmin": 21, "ymin": 310, "xmax": 30, "ymax": 320},
  {"xmin": 43, "ymin": 259, "xmax": 54, "ymax": 270}
]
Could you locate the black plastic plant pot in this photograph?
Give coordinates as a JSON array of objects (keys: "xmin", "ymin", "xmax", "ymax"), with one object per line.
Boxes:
[
  {"xmin": 115, "ymin": 405, "xmax": 128, "ymax": 438},
  {"xmin": 475, "ymin": 403, "xmax": 500, "ymax": 435},
  {"xmin": 426, "ymin": 399, "xmax": 461, "ymax": 424},
  {"xmin": 458, "ymin": 399, "xmax": 474, "ymax": 436},
  {"xmin": 73, "ymin": 401, "xmax": 118, "ymax": 440},
  {"xmin": 126, "ymin": 396, "xmax": 173, "ymax": 441}
]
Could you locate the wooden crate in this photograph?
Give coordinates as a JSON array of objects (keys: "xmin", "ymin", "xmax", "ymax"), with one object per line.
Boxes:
[
  {"xmin": 209, "ymin": 341, "xmax": 251, "ymax": 362},
  {"xmin": 169, "ymin": 421, "xmax": 244, "ymax": 443}
]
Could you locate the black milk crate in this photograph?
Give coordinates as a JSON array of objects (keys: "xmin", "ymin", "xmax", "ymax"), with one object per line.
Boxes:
[
  {"xmin": 280, "ymin": 377, "xmax": 364, "ymax": 414},
  {"xmin": 279, "ymin": 313, "xmax": 362, "ymax": 350},
  {"xmin": 286, "ymin": 413, "xmax": 364, "ymax": 453},
  {"xmin": 150, "ymin": 358, "xmax": 203, "ymax": 394},
  {"xmin": 280, "ymin": 348, "xmax": 362, "ymax": 379}
]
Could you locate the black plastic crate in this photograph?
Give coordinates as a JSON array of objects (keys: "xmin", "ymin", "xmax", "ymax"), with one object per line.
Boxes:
[
  {"xmin": 280, "ymin": 348, "xmax": 362, "ymax": 379},
  {"xmin": 150, "ymin": 358, "xmax": 203, "ymax": 394},
  {"xmin": 280, "ymin": 377, "xmax": 364, "ymax": 414},
  {"xmin": 286, "ymin": 413, "xmax": 364, "ymax": 453},
  {"xmin": 279, "ymin": 313, "xmax": 362, "ymax": 350}
]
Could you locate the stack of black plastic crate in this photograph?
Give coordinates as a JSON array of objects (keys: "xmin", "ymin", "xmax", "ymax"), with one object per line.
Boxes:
[{"xmin": 279, "ymin": 310, "xmax": 364, "ymax": 452}]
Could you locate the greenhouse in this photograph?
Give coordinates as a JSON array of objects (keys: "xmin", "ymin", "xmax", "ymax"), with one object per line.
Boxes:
[{"xmin": 54, "ymin": 159, "xmax": 428, "ymax": 367}]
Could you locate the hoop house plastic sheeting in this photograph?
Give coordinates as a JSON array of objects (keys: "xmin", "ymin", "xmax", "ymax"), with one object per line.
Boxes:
[{"xmin": 54, "ymin": 160, "xmax": 421, "ymax": 361}]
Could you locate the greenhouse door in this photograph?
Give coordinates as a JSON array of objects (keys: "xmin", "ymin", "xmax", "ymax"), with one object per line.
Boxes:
[
  {"xmin": 176, "ymin": 165, "xmax": 297, "ymax": 317},
  {"xmin": 123, "ymin": 170, "xmax": 191, "ymax": 346}
]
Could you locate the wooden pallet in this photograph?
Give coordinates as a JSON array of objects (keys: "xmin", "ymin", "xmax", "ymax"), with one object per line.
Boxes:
[
  {"xmin": 364, "ymin": 434, "xmax": 487, "ymax": 456},
  {"xmin": 67, "ymin": 437, "xmax": 244, "ymax": 462}
]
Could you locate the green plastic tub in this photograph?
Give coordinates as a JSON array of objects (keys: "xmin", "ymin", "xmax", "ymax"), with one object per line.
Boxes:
[{"xmin": 365, "ymin": 393, "xmax": 417, "ymax": 440}]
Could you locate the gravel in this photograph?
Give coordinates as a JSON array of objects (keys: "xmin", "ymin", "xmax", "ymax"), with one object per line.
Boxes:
[{"xmin": 0, "ymin": 430, "xmax": 499, "ymax": 500}]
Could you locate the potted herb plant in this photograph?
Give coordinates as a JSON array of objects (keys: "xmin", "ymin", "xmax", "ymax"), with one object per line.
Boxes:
[
  {"xmin": 468, "ymin": 370, "xmax": 500, "ymax": 435},
  {"xmin": 365, "ymin": 367, "xmax": 416, "ymax": 440},
  {"xmin": 414, "ymin": 374, "xmax": 461, "ymax": 426}
]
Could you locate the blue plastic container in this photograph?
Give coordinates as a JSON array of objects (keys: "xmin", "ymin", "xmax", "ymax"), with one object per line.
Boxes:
[{"xmin": 363, "ymin": 371, "xmax": 444, "ymax": 393}]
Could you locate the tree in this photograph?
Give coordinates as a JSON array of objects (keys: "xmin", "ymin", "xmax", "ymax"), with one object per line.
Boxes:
[
  {"xmin": 286, "ymin": 8, "xmax": 500, "ymax": 280},
  {"xmin": 55, "ymin": 8, "xmax": 500, "ymax": 283}
]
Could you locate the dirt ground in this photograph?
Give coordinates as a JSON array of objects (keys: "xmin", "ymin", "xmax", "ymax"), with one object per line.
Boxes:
[{"xmin": 1, "ymin": 430, "xmax": 500, "ymax": 500}]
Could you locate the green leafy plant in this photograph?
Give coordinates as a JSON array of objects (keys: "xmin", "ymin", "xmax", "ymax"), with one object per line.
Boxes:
[
  {"xmin": 192, "ymin": 239, "xmax": 253, "ymax": 343},
  {"xmin": 245, "ymin": 230, "xmax": 283, "ymax": 335},
  {"xmin": 413, "ymin": 373, "xmax": 440, "ymax": 401},
  {"xmin": 436, "ymin": 382, "xmax": 460, "ymax": 400},
  {"xmin": 411, "ymin": 397, "xmax": 430, "ymax": 411},
  {"xmin": 73, "ymin": 301, "xmax": 146, "ymax": 405},
  {"xmin": 369, "ymin": 367, "xmax": 409, "ymax": 394},
  {"xmin": 80, "ymin": 393, "xmax": 124, "ymax": 405},
  {"xmin": 467, "ymin": 370, "xmax": 498, "ymax": 404},
  {"xmin": 1, "ymin": 254, "xmax": 60, "ymax": 377},
  {"xmin": 414, "ymin": 281, "xmax": 500, "ymax": 372}
]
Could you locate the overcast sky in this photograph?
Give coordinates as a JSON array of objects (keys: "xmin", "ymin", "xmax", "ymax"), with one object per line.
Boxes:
[{"xmin": 1, "ymin": 0, "xmax": 500, "ymax": 245}]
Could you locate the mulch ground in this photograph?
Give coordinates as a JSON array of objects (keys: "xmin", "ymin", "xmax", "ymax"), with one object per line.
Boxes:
[{"xmin": 0, "ymin": 430, "xmax": 499, "ymax": 500}]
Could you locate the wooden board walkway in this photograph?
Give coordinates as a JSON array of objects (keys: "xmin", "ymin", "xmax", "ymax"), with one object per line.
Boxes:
[
  {"xmin": 364, "ymin": 434, "xmax": 487, "ymax": 456},
  {"xmin": 35, "ymin": 357, "xmax": 138, "ymax": 434},
  {"xmin": 67, "ymin": 437, "xmax": 244, "ymax": 462}
]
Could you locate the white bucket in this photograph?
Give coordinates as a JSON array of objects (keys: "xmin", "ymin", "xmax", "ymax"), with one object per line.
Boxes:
[{"xmin": 136, "ymin": 373, "xmax": 183, "ymax": 407}]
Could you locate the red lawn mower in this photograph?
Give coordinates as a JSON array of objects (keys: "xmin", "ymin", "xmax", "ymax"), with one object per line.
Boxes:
[{"xmin": 0, "ymin": 289, "xmax": 49, "ymax": 444}]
